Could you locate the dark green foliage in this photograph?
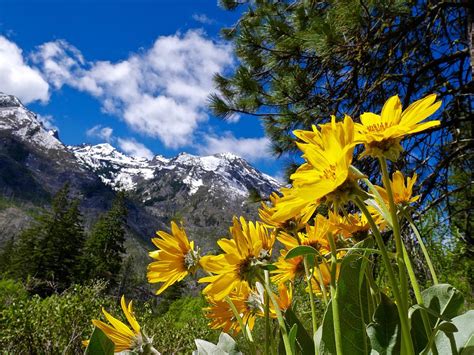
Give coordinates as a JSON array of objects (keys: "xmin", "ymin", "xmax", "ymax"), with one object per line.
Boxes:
[
  {"xmin": 0, "ymin": 281, "xmax": 218, "ymax": 354},
  {"xmin": 0, "ymin": 238, "xmax": 15, "ymax": 276},
  {"xmin": 9, "ymin": 184, "xmax": 85, "ymax": 293},
  {"xmin": 81, "ymin": 192, "xmax": 128, "ymax": 286},
  {"xmin": 0, "ymin": 281, "xmax": 113, "ymax": 354}
]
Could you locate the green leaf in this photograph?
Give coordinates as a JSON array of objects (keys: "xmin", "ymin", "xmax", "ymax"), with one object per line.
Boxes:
[
  {"xmin": 436, "ymin": 321, "xmax": 458, "ymax": 333},
  {"xmin": 84, "ymin": 327, "xmax": 114, "ymax": 355},
  {"xmin": 366, "ymin": 293, "xmax": 401, "ymax": 355},
  {"xmin": 430, "ymin": 310, "xmax": 474, "ymax": 355},
  {"xmin": 421, "ymin": 284, "xmax": 464, "ymax": 322},
  {"xmin": 284, "ymin": 307, "xmax": 315, "ymax": 354},
  {"xmin": 285, "ymin": 245, "xmax": 318, "ymax": 259},
  {"xmin": 316, "ymin": 239, "xmax": 373, "ymax": 355},
  {"xmin": 411, "ymin": 283, "xmax": 465, "ymax": 352},
  {"xmin": 289, "ymin": 324, "xmax": 298, "ymax": 354}
]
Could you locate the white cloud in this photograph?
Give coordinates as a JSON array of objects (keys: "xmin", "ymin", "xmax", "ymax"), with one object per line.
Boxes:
[
  {"xmin": 0, "ymin": 36, "xmax": 49, "ymax": 103},
  {"xmin": 32, "ymin": 30, "xmax": 234, "ymax": 149},
  {"xmin": 192, "ymin": 13, "xmax": 216, "ymax": 25},
  {"xmin": 197, "ymin": 132, "xmax": 272, "ymax": 162},
  {"xmin": 86, "ymin": 125, "xmax": 114, "ymax": 142},
  {"xmin": 117, "ymin": 138, "xmax": 154, "ymax": 159},
  {"xmin": 37, "ymin": 114, "xmax": 58, "ymax": 131},
  {"xmin": 30, "ymin": 39, "xmax": 84, "ymax": 90}
]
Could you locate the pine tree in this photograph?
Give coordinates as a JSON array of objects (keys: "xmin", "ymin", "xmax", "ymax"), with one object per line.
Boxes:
[
  {"xmin": 81, "ymin": 192, "xmax": 128, "ymax": 286},
  {"xmin": 211, "ymin": 0, "xmax": 472, "ymax": 239},
  {"xmin": 12, "ymin": 184, "xmax": 85, "ymax": 292}
]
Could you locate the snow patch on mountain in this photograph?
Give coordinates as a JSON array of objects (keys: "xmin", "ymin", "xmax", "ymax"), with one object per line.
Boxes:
[
  {"xmin": 70, "ymin": 144, "xmax": 280, "ymax": 198},
  {"xmin": 0, "ymin": 93, "xmax": 64, "ymax": 152},
  {"xmin": 69, "ymin": 143, "xmax": 168, "ymax": 190}
]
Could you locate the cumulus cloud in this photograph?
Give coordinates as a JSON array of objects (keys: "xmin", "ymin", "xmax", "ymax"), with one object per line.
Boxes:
[
  {"xmin": 32, "ymin": 30, "xmax": 234, "ymax": 148},
  {"xmin": 192, "ymin": 13, "xmax": 216, "ymax": 25},
  {"xmin": 0, "ymin": 36, "xmax": 49, "ymax": 103},
  {"xmin": 30, "ymin": 39, "xmax": 85, "ymax": 90},
  {"xmin": 117, "ymin": 137, "xmax": 154, "ymax": 159},
  {"xmin": 197, "ymin": 132, "xmax": 272, "ymax": 162},
  {"xmin": 86, "ymin": 125, "xmax": 114, "ymax": 142}
]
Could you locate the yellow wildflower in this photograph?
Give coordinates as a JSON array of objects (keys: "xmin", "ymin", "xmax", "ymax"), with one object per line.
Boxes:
[
  {"xmin": 356, "ymin": 94, "xmax": 441, "ymax": 160},
  {"xmin": 92, "ymin": 296, "xmax": 144, "ymax": 353},
  {"xmin": 330, "ymin": 210, "xmax": 386, "ymax": 239},
  {"xmin": 199, "ymin": 217, "xmax": 275, "ymax": 300},
  {"xmin": 271, "ymin": 115, "xmax": 360, "ymax": 222},
  {"xmin": 259, "ymin": 191, "xmax": 316, "ymax": 232},
  {"xmin": 307, "ymin": 262, "xmax": 334, "ymax": 295},
  {"xmin": 275, "ymin": 282, "xmax": 293, "ymax": 312},
  {"xmin": 204, "ymin": 282, "xmax": 259, "ymax": 334},
  {"xmin": 271, "ymin": 250, "xmax": 304, "ymax": 284},
  {"xmin": 375, "ymin": 170, "xmax": 420, "ymax": 205},
  {"xmin": 147, "ymin": 221, "xmax": 200, "ymax": 295}
]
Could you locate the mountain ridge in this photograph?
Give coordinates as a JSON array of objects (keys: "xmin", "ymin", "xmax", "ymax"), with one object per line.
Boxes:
[
  {"xmin": 0, "ymin": 92, "xmax": 280, "ymax": 256},
  {"xmin": 70, "ymin": 142, "xmax": 280, "ymax": 199}
]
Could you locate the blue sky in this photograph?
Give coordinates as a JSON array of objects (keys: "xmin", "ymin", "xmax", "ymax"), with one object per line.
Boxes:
[{"xmin": 0, "ymin": 0, "xmax": 285, "ymax": 178}]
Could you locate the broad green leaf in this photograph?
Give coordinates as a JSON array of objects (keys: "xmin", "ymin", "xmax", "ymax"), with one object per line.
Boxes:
[
  {"xmin": 285, "ymin": 245, "xmax": 318, "ymax": 259},
  {"xmin": 84, "ymin": 327, "xmax": 114, "ymax": 355},
  {"xmin": 421, "ymin": 284, "xmax": 464, "ymax": 322},
  {"xmin": 430, "ymin": 310, "xmax": 474, "ymax": 355},
  {"xmin": 316, "ymin": 239, "xmax": 373, "ymax": 355},
  {"xmin": 284, "ymin": 307, "xmax": 315, "ymax": 354},
  {"xmin": 410, "ymin": 283, "xmax": 464, "ymax": 353},
  {"xmin": 366, "ymin": 293, "xmax": 401, "ymax": 355}
]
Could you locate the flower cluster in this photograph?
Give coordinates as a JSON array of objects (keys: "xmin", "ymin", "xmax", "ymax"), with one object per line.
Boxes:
[{"xmin": 85, "ymin": 94, "xmax": 440, "ymax": 354}]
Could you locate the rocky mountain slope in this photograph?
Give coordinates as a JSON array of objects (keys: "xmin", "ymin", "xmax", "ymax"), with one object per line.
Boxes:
[
  {"xmin": 69, "ymin": 143, "xmax": 280, "ymax": 199},
  {"xmin": 0, "ymin": 92, "xmax": 280, "ymax": 254}
]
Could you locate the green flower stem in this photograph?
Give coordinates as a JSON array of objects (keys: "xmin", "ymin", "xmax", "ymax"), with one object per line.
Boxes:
[
  {"xmin": 327, "ymin": 232, "xmax": 343, "ymax": 355},
  {"xmin": 315, "ymin": 262, "xmax": 329, "ymax": 306},
  {"xmin": 402, "ymin": 210, "xmax": 439, "ymax": 284},
  {"xmin": 402, "ymin": 244, "xmax": 438, "ymax": 355},
  {"xmin": 350, "ymin": 165, "xmax": 392, "ymax": 225},
  {"xmin": 378, "ymin": 157, "xmax": 410, "ymax": 313},
  {"xmin": 257, "ymin": 274, "xmax": 293, "ymax": 355},
  {"xmin": 354, "ymin": 197, "xmax": 415, "ymax": 355},
  {"xmin": 303, "ymin": 256, "xmax": 318, "ymax": 346},
  {"xmin": 225, "ymin": 296, "xmax": 256, "ymax": 355},
  {"xmin": 264, "ymin": 270, "xmax": 271, "ymax": 355},
  {"xmin": 143, "ymin": 343, "xmax": 160, "ymax": 355}
]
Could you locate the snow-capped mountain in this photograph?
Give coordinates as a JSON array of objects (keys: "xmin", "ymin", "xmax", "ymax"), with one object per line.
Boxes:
[
  {"xmin": 0, "ymin": 93, "xmax": 64, "ymax": 154},
  {"xmin": 0, "ymin": 92, "xmax": 280, "ymax": 254},
  {"xmin": 70, "ymin": 143, "xmax": 169, "ymax": 191},
  {"xmin": 70, "ymin": 143, "xmax": 280, "ymax": 199}
]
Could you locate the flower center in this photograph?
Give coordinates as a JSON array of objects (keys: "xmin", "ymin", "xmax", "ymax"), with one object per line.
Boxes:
[{"xmin": 184, "ymin": 248, "xmax": 200, "ymax": 271}]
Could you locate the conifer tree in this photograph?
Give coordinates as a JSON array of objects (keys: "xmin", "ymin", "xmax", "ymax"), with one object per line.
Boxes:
[
  {"xmin": 211, "ymin": 0, "xmax": 472, "ymax": 238},
  {"xmin": 81, "ymin": 191, "xmax": 128, "ymax": 285},
  {"xmin": 12, "ymin": 184, "xmax": 85, "ymax": 292}
]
